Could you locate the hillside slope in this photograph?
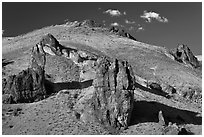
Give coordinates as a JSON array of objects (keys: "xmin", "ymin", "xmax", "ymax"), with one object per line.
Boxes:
[{"xmin": 2, "ymin": 20, "xmax": 202, "ymax": 135}]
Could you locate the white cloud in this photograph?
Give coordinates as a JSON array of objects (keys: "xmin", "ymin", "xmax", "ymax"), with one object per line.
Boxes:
[
  {"xmin": 123, "ymin": 11, "xmax": 127, "ymax": 15},
  {"xmin": 104, "ymin": 9, "xmax": 124, "ymax": 17},
  {"xmin": 125, "ymin": 19, "xmax": 136, "ymax": 24},
  {"xmin": 140, "ymin": 10, "xmax": 168, "ymax": 23},
  {"xmin": 104, "ymin": 9, "xmax": 121, "ymax": 16},
  {"xmin": 110, "ymin": 22, "xmax": 120, "ymax": 26}
]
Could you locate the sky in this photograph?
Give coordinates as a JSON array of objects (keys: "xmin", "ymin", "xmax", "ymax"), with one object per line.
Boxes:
[{"xmin": 2, "ymin": 2, "xmax": 202, "ymax": 55}]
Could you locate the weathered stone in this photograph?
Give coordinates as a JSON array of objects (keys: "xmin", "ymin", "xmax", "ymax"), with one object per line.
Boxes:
[
  {"xmin": 91, "ymin": 57, "xmax": 135, "ymax": 129},
  {"xmin": 170, "ymin": 44, "xmax": 201, "ymax": 68},
  {"xmin": 148, "ymin": 82, "xmax": 162, "ymax": 91},
  {"xmin": 158, "ymin": 110, "xmax": 166, "ymax": 126},
  {"xmin": 39, "ymin": 33, "xmax": 63, "ymax": 55},
  {"xmin": 163, "ymin": 123, "xmax": 179, "ymax": 135},
  {"xmin": 45, "ymin": 54, "xmax": 80, "ymax": 83},
  {"xmin": 160, "ymin": 83, "xmax": 177, "ymax": 95},
  {"xmin": 2, "ymin": 44, "xmax": 47, "ymax": 103}
]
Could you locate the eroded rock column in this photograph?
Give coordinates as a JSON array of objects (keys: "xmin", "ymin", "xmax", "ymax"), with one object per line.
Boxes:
[{"xmin": 91, "ymin": 57, "xmax": 135, "ymax": 129}]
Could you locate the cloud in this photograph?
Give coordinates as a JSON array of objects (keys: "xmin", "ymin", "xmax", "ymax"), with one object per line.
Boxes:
[
  {"xmin": 104, "ymin": 9, "xmax": 126, "ymax": 17},
  {"xmin": 140, "ymin": 10, "xmax": 168, "ymax": 23},
  {"xmin": 110, "ymin": 22, "xmax": 120, "ymax": 26},
  {"xmin": 125, "ymin": 19, "xmax": 136, "ymax": 24}
]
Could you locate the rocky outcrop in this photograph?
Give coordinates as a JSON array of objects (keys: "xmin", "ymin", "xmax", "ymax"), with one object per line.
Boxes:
[
  {"xmin": 91, "ymin": 57, "xmax": 135, "ymax": 129},
  {"xmin": 170, "ymin": 44, "xmax": 201, "ymax": 68},
  {"xmin": 3, "ymin": 33, "xmax": 136, "ymax": 131},
  {"xmin": 38, "ymin": 33, "xmax": 63, "ymax": 56},
  {"xmin": 74, "ymin": 57, "xmax": 135, "ymax": 130},
  {"xmin": 79, "ymin": 19, "xmax": 102, "ymax": 28},
  {"xmin": 2, "ymin": 44, "xmax": 47, "ymax": 103},
  {"xmin": 109, "ymin": 26, "xmax": 136, "ymax": 41}
]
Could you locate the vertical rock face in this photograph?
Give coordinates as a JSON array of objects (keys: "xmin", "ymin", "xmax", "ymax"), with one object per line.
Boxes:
[
  {"xmin": 170, "ymin": 44, "xmax": 200, "ymax": 68},
  {"xmin": 2, "ymin": 44, "xmax": 47, "ymax": 103},
  {"xmin": 92, "ymin": 57, "xmax": 135, "ymax": 129}
]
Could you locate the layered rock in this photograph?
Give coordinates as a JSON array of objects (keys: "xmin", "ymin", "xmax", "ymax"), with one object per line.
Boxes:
[
  {"xmin": 2, "ymin": 44, "xmax": 47, "ymax": 103},
  {"xmin": 170, "ymin": 44, "xmax": 201, "ymax": 68}
]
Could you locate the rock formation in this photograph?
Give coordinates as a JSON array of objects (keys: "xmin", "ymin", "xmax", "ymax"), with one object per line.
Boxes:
[
  {"xmin": 170, "ymin": 44, "xmax": 201, "ymax": 68},
  {"xmin": 38, "ymin": 33, "xmax": 63, "ymax": 56},
  {"xmin": 3, "ymin": 44, "xmax": 47, "ymax": 103},
  {"xmin": 79, "ymin": 19, "xmax": 102, "ymax": 28},
  {"xmin": 91, "ymin": 57, "xmax": 135, "ymax": 129},
  {"xmin": 109, "ymin": 26, "xmax": 136, "ymax": 41},
  {"xmin": 3, "ymin": 33, "xmax": 135, "ymax": 131}
]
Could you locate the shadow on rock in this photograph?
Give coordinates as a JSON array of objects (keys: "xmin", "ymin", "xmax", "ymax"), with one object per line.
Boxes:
[{"xmin": 130, "ymin": 101, "xmax": 201, "ymax": 126}]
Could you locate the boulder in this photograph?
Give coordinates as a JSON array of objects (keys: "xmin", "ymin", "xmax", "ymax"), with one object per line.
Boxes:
[
  {"xmin": 148, "ymin": 82, "xmax": 162, "ymax": 91},
  {"xmin": 2, "ymin": 44, "xmax": 47, "ymax": 103}
]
